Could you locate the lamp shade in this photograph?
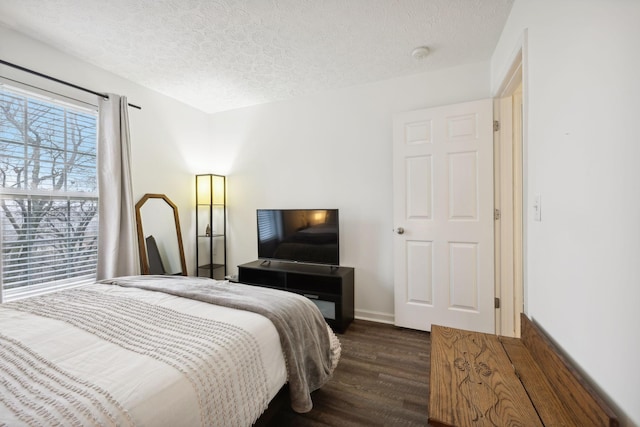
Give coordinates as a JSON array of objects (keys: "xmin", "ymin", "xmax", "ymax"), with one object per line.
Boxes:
[
  {"xmin": 212, "ymin": 175, "xmax": 225, "ymax": 205},
  {"xmin": 196, "ymin": 174, "xmax": 225, "ymax": 205},
  {"xmin": 196, "ymin": 175, "xmax": 211, "ymax": 205}
]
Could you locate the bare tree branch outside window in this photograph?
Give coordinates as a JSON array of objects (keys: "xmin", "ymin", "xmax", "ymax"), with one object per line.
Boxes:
[{"xmin": 0, "ymin": 87, "xmax": 98, "ymax": 291}]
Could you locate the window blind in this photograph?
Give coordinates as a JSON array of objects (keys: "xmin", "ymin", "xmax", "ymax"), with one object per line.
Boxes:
[{"xmin": 0, "ymin": 85, "xmax": 98, "ymax": 298}]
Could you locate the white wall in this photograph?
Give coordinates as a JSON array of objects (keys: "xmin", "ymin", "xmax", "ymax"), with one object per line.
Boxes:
[
  {"xmin": 492, "ymin": 1, "xmax": 640, "ymax": 425},
  {"xmin": 207, "ymin": 63, "xmax": 491, "ymax": 322},
  {"xmin": 0, "ymin": 24, "xmax": 211, "ymax": 272}
]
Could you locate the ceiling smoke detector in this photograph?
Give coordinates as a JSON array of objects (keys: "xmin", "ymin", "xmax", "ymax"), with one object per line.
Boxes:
[{"xmin": 411, "ymin": 46, "xmax": 430, "ymax": 60}]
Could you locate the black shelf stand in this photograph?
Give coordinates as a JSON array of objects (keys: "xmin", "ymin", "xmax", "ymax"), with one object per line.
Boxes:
[
  {"xmin": 196, "ymin": 174, "xmax": 226, "ymax": 279},
  {"xmin": 237, "ymin": 260, "xmax": 354, "ymax": 332}
]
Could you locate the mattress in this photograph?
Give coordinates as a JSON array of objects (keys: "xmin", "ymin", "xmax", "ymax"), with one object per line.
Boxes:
[{"xmin": 0, "ymin": 282, "xmax": 289, "ymax": 426}]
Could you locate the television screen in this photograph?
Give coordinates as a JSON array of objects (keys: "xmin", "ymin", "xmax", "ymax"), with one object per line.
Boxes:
[{"xmin": 257, "ymin": 209, "xmax": 339, "ymax": 266}]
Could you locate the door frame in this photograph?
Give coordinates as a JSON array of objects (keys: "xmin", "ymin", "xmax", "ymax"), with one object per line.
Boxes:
[{"xmin": 493, "ymin": 38, "xmax": 527, "ymax": 337}]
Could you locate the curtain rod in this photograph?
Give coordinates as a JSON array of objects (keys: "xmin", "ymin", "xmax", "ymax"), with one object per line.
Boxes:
[{"xmin": 0, "ymin": 58, "xmax": 142, "ymax": 110}]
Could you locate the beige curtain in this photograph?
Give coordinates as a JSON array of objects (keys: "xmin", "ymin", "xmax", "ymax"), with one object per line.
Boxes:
[{"xmin": 96, "ymin": 94, "xmax": 139, "ymax": 279}]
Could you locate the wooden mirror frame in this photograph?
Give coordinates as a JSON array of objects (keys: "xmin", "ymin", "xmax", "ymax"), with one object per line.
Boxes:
[{"xmin": 135, "ymin": 193, "xmax": 187, "ymax": 276}]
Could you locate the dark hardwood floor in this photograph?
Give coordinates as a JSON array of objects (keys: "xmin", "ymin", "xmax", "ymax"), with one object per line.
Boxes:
[{"xmin": 268, "ymin": 320, "xmax": 431, "ymax": 426}]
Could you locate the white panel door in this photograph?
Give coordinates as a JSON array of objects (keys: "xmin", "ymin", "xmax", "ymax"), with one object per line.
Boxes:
[{"xmin": 393, "ymin": 99, "xmax": 494, "ymax": 333}]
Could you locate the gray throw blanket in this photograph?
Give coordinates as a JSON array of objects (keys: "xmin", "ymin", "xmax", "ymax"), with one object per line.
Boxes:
[{"xmin": 98, "ymin": 275, "xmax": 340, "ymax": 413}]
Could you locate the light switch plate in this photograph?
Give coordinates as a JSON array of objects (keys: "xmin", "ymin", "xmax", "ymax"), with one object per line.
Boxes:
[{"xmin": 533, "ymin": 194, "xmax": 542, "ymax": 221}]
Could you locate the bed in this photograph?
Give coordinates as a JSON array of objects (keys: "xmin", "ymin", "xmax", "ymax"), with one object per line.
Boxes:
[{"xmin": 0, "ymin": 275, "xmax": 341, "ymax": 426}]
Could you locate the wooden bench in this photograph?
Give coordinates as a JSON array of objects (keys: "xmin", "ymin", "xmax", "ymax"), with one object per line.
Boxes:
[{"xmin": 428, "ymin": 314, "xmax": 618, "ymax": 426}]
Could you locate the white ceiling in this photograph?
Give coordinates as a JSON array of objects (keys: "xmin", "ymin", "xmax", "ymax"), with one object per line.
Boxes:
[{"xmin": 0, "ymin": 0, "xmax": 513, "ymax": 114}]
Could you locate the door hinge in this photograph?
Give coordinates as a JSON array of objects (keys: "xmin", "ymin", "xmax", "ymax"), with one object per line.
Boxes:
[
  {"xmin": 494, "ymin": 208, "xmax": 501, "ymax": 220},
  {"xmin": 493, "ymin": 120, "xmax": 500, "ymax": 132},
  {"xmin": 495, "ymin": 297, "xmax": 501, "ymax": 309}
]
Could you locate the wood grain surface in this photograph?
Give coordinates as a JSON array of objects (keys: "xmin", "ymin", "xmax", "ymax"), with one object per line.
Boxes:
[
  {"xmin": 429, "ymin": 317, "xmax": 619, "ymax": 427},
  {"xmin": 518, "ymin": 314, "xmax": 618, "ymax": 427},
  {"xmin": 429, "ymin": 325, "xmax": 542, "ymax": 427},
  {"xmin": 500, "ymin": 336, "xmax": 578, "ymax": 426}
]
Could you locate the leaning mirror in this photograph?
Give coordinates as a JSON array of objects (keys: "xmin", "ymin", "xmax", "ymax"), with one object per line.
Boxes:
[{"xmin": 135, "ymin": 193, "xmax": 187, "ymax": 276}]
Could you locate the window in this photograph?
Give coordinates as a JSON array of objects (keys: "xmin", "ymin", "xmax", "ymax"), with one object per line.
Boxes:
[{"xmin": 0, "ymin": 85, "xmax": 98, "ymax": 300}]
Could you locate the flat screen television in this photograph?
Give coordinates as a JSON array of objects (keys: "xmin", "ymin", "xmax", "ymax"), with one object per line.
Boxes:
[{"xmin": 257, "ymin": 209, "xmax": 339, "ymax": 266}]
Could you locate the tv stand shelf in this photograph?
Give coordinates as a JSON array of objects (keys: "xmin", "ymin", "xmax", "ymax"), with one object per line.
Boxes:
[{"xmin": 237, "ymin": 260, "xmax": 354, "ymax": 332}]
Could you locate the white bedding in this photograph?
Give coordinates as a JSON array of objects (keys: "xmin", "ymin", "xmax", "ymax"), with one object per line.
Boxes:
[{"xmin": 0, "ymin": 283, "xmax": 287, "ymax": 427}]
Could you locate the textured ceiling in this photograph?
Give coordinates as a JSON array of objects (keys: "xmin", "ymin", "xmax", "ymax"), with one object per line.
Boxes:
[{"xmin": 0, "ymin": 0, "xmax": 513, "ymax": 113}]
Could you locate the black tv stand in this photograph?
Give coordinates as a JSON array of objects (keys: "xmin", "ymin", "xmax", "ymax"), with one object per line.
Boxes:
[{"xmin": 237, "ymin": 260, "xmax": 354, "ymax": 332}]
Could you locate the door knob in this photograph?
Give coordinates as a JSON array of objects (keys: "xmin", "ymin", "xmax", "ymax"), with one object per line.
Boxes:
[{"xmin": 395, "ymin": 227, "xmax": 405, "ymax": 235}]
